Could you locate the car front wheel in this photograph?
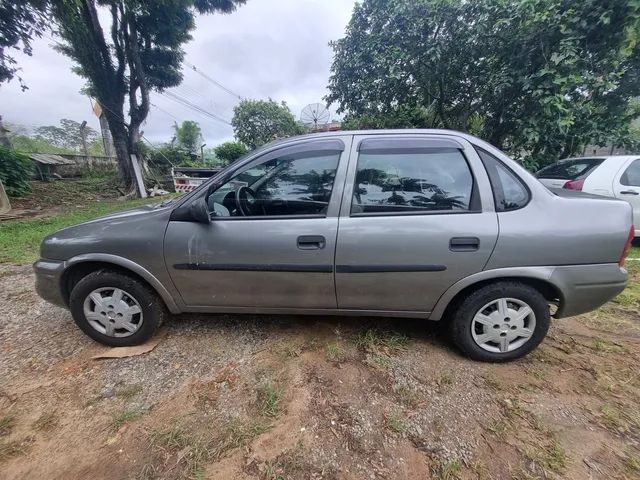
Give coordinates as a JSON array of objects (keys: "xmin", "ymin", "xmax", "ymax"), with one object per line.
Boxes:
[
  {"xmin": 69, "ymin": 270, "xmax": 165, "ymax": 347},
  {"xmin": 449, "ymin": 281, "xmax": 550, "ymax": 362}
]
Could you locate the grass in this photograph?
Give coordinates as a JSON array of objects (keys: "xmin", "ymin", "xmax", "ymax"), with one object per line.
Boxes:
[
  {"xmin": 385, "ymin": 410, "xmax": 407, "ymax": 435},
  {"xmin": 115, "ymin": 384, "xmax": 144, "ymax": 401},
  {"xmin": 325, "ymin": 343, "xmax": 346, "ymax": 363},
  {"xmin": 432, "ymin": 459, "xmax": 462, "ymax": 480},
  {"xmin": 353, "ymin": 328, "xmax": 409, "ymax": 352},
  {"xmin": 257, "ymin": 375, "xmax": 282, "ymax": 418},
  {"xmin": 0, "ymin": 439, "xmax": 31, "ymax": 463},
  {"xmin": 0, "ymin": 415, "xmax": 14, "ymax": 436},
  {"xmin": 0, "ymin": 197, "xmax": 160, "ymax": 264},
  {"xmin": 32, "ymin": 411, "xmax": 58, "ymax": 432},
  {"xmin": 271, "ymin": 341, "xmax": 302, "ymax": 359},
  {"xmin": 113, "ymin": 409, "xmax": 146, "ymax": 429}
]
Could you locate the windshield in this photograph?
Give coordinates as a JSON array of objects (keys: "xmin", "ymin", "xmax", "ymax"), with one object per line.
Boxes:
[{"xmin": 536, "ymin": 158, "xmax": 604, "ymax": 180}]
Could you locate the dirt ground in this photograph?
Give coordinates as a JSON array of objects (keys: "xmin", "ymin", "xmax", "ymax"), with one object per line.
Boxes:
[{"xmin": 1, "ymin": 263, "xmax": 639, "ymax": 480}]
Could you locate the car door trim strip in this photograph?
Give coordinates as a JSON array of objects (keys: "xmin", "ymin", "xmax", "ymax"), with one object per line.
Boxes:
[
  {"xmin": 335, "ymin": 264, "xmax": 447, "ymax": 273},
  {"xmin": 173, "ymin": 263, "xmax": 334, "ymax": 273}
]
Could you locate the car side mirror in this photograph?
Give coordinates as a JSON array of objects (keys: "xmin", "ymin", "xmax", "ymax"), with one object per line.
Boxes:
[{"xmin": 189, "ymin": 197, "xmax": 211, "ymax": 223}]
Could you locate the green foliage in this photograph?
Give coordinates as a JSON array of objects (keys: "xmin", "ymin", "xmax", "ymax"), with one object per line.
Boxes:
[
  {"xmin": 140, "ymin": 143, "xmax": 191, "ymax": 174},
  {"xmin": 174, "ymin": 120, "xmax": 203, "ymax": 154},
  {"xmin": 0, "ymin": 146, "xmax": 34, "ymax": 196},
  {"xmin": 10, "ymin": 135, "xmax": 71, "ymax": 154},
  {"xmin": 328, "ymin": 0, "xmax": 640, "ymax": 167},
  {"xmin": 0, "ymin": 1, "xmax": 48, "ymax": 88},
  {"xmin": 213, "ymin": 141, "xmax": 248, "ymax": 166},
  {"xmin": 232, "ymin": 99, "xmax": 306, "ymax": 149}
]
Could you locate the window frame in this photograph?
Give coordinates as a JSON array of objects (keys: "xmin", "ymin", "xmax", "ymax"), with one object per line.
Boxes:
[
  {"xmin": 620, "ymin": 159, "xmax": 640, "ymax": 187},
  {"xmin": 348, "ymin": 139, "xmax": 482, "ymax": 218},
  {"xmin": 206, "ymin": 140, "xmax": 346, "ymax": 221},
  {"xmin": 475, "ymin": 147, "xmax": 531, "ymax": 212}
]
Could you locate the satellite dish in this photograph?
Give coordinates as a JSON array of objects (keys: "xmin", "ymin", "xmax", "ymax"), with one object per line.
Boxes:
[{"xmin": 300, "ymin": 103, "xmax": 330, "ymax": 130}]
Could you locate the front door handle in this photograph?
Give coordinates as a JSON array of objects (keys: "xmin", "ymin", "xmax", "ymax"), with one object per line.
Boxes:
[
  {"xmin": 297, "ymin": 235, "xmax": 326, "ymax": 250},
  {"xmin": 620, "ymin": 190, "xmax": 639, "ymax": 195},
  {"xmin": 450, "ymin": 237, "xmax": 480, "ymax": 252}
]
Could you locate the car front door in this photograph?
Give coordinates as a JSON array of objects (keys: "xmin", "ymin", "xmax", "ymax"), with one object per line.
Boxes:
[
  {"xmin": 613, "ymin": 158, "xmax": 640, "ymax": 233},
  {"xmin": 334, "ymin": 134, "xmax": 499, "ymax": 314},
  {"xmin": 164, "ymin": 137, "xmax": 351, "ymax": 309}
]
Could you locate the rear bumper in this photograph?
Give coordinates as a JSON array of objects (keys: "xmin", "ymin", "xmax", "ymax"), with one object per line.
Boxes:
[
  {"xmin": 33, "ymin": 259, "xmax": 67, "ymax": 308},
  {"xmin": 551, "ymin": 263, "xmax": 628, "ymax": 318}
]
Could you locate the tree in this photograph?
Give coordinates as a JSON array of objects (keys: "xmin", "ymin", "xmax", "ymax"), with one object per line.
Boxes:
[
  {"xmin": 327, "ymin": 0, "xmax": 640, "ymax": 168},
  {"xmin": 174, "ymin": 120, "xmax": 202, "ymax": 154},
  {"xmin": 48, "ymin": 0, "xmax": 246, "ymax": 194},
  {"xmin": 213, "ymin": 140, "xmax": 248, "ymax": 165},
  {"xmin": 232, "ymin": 99, "xmax": 306, "ymax": 149},
  {"xmin": 35, "ymin": 118, "xmax": 99, "ymax": 152},
  {"xmin": 0, "ymin": 1, "xmax": 48, "ymax": 89}
]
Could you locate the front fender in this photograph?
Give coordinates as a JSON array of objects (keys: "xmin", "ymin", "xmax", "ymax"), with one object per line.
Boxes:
[{"xmin": 65, "ymin": 253, "xmax": 181, "ymax": 313}]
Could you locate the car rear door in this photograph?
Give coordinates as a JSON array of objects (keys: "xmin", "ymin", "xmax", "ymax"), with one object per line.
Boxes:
[
  {"xmin": 334, "ymin": 133, "xmax": 498, "ymax": 314},
  {"xmin": 613, "ymin": 158, "xmax": 640, "ymax": 232},
  {"xmin": 164, "ymin": 136, "xmax": 351, "ymax": 309}
]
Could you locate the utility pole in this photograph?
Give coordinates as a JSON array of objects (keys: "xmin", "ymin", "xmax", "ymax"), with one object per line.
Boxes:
[{"xmin": 200, "ymin": 143, "xmax": 206, "ymax": 163}]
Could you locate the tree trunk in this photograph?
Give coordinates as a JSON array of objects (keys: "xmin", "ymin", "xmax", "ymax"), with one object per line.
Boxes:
[
  {"xmin": 103, "ymin": 108, "xmax": 134, "ymax": 191},
  {"xmin": 0, "ymin": 115, "xmax": 10, "ymax": 147}
]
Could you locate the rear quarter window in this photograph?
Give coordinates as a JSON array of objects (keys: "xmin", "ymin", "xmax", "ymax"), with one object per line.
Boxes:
[{"xmin": 476, "ymin": 148, "xmax": 530, "ymax": 211}]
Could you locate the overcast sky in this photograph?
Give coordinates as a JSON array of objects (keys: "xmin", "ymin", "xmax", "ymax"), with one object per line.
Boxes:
[{"xmin": 0, "ymin": 0, "xmax": 356, "ymax": 146}]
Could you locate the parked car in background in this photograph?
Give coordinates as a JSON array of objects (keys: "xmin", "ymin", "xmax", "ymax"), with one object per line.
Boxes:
[
  {"xmin": 536, "ymin": 156, "xmax": 640, "ymax": 237},
  {"xmin": 34, "ymin": 130, "xmax": 634, "ymax": 362}
]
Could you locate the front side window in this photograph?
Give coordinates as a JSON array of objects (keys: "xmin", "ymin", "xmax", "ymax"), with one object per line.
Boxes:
[
  {"xmin": 351, "ymin": 148, "xmax": 474, "ymax": 214},
  {"xmin": 476, "ymin": 148, "xmax": 529, "ymax": 211},
  {"xmin": 207, "ymin": 150, "xmax": 341, "ymax": 217},
  {"xmin": 621, "ymin": 159, "xmax": 640, "ymax": 186}
]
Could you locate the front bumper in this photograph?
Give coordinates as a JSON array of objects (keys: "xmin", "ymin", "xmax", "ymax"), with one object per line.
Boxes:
[
  {"xmin": 33, "ymin": 259, "xmax": 67, "ymax": 308},
  {"xmin": 551, "ymin": 263, "xmax": 628, "ymax": 318}
]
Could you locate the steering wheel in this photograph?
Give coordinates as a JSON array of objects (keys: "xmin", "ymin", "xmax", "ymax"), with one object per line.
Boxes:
[{"xmin": 235, "ymin": 186, "xmax": 259, "ymax": 216}]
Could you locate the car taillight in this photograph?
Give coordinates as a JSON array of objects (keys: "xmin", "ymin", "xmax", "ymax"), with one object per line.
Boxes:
[
  {"xmin": 563, "ymin": 179, "xmax": 584, "ymax": 191},
  {"xmin": 620, "ymin": 225, "xmax": 635, "ymax": 267}
]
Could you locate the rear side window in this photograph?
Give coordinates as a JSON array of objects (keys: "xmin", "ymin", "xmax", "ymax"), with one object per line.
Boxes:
[
  {"xmin": 476, "ymin": 148, "xmax": 530, "ymax": 211},
  {"xmin": 351, "ymin": 147, "xmax": 476, "ymax": 214},
  {"xmin": 621, "ymin": 159, "xmax": 640, "ymax": 186},
  {"xmin": 536, "ymin": 158, "xmax": 604, "ymax": 180}
]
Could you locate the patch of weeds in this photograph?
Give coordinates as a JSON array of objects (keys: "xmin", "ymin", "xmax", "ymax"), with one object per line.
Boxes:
[
  {"xmin": 482, "ymin": 373, "xmax": 502, "ymax": 391},
  {"xmin": 487, "ymin": 419, "xmax": 509, "ymax": 439},
  {"xmin": 432, "ymin": 459, "xmax": 462, "ymax": 480},
  {"xmin": 395, "ymin": 385, "xmax": 422, "ymax": 408},
  {"xmin": 624, "ymin": 450, "xmax": 640, "ymax": 473},
  {"xmin": 0, "ymin": 415, "xmax": 14, "ymax": 436},
  {"xmin": 353, "ymin": 328, "xmax": 409, "ymax": 354},
  {"xmin": 325, "ymin": 343, "xmax": 346, "ymax": 363},
  {"xmin": 385, "ymin": 410, "xmax": 407, "ymax": 435},
  {"xmin": 271, "ymin": 341, "xmax": 301, "ymax": 359},
  {"xmin": 524, "ymin": 437, "xmax": 566, "ymax": 474},
  {"xmin": 257, "ymin": 375, "xmax": 282, "ymax": 418},
  {"xmin": 438, "ymin": 371, "xmax": 455, "ymax": 387},
  {"xmin": 113, "ymin": 409, "xmax": 146, "ymax": 429},
  {"xmin": 0, "ymin": 436, "xmax": 33, "ymax": 463},
  {"xmin": 365, "ymin": 353, "xmax": 391, "ymax": 369},
  {"xmin": 600, "ymin": 404, "xmax": 624, "ymax": 429},
  {"xmin": 33, "ymin": 411, "xmax": 58, "ymax": 432},
  {"xmin": 115, "ymin": 384, "xmax": 143, "ymax": 401},
  {"xmin": 593, "ymin": 340, "xmax": 626, "ymax": 354}
]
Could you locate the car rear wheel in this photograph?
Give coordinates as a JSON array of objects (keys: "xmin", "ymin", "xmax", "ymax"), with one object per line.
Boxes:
[
  {"xmin": 449, "ymin": 281, "xmax": 550, "ymax": 362},
  {"xmin": 69, "ymin": 270, "xmax": 165, "ymax": 347}
]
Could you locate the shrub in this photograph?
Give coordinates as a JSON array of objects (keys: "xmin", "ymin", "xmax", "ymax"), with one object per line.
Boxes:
[{"xmin": 0, "ymin": 146, "xmax": 34, "ymax": 197}]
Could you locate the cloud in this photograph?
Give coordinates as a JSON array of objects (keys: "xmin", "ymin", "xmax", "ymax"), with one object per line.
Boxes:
[{"xmin": 0, "ymin": 0, "xmax": 355, "ymax": 147}]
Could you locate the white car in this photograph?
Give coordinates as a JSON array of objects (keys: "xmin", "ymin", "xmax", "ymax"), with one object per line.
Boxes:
[{"xmin": 536, "ymin": 156, "xmax": 640, "ymax": 236}]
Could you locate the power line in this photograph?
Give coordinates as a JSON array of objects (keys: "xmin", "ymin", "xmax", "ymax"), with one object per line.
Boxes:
[
  {"xmin": 183, "ymin": 60, "xmax": 243, "ymax": 100},
  {"xmin": 160, "ymin": 90, "xmax": 232, "ymax": 126}
]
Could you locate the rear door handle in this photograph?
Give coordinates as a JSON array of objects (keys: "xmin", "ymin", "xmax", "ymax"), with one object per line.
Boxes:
[
  {"xmin": 450, "ymin": 237, "xmax": 480, "ymax": 252},
  {"xmin": 297, "ymin": 235, "xmax": 326, "ymax": 250},
  {"xmin": 620, "ymin": 190, "xmax": 639, "ymax": 195}
]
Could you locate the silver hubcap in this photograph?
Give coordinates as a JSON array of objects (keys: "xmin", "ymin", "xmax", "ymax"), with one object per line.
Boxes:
[
  {"xmin": 471, "ymin": 298, "xmax": 536, "ymax": 353},
  {"xmin": 83, "ymin": 287, "xmax": 143, "ymax": 338}
]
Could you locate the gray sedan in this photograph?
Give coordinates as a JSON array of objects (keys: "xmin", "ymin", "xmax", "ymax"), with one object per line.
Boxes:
[{"xmin": 34, "ymin": 130, "xmax": 634, "ymax": 362}]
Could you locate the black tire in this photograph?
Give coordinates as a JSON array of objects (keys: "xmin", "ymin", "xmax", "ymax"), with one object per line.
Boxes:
[
  {"xmin": 449, "ymin": 281, "xmax": 550, "ymax": 362},
  {"xmin": 69, "ymin": 270, "xmax": 166, "ymax": 347}
]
